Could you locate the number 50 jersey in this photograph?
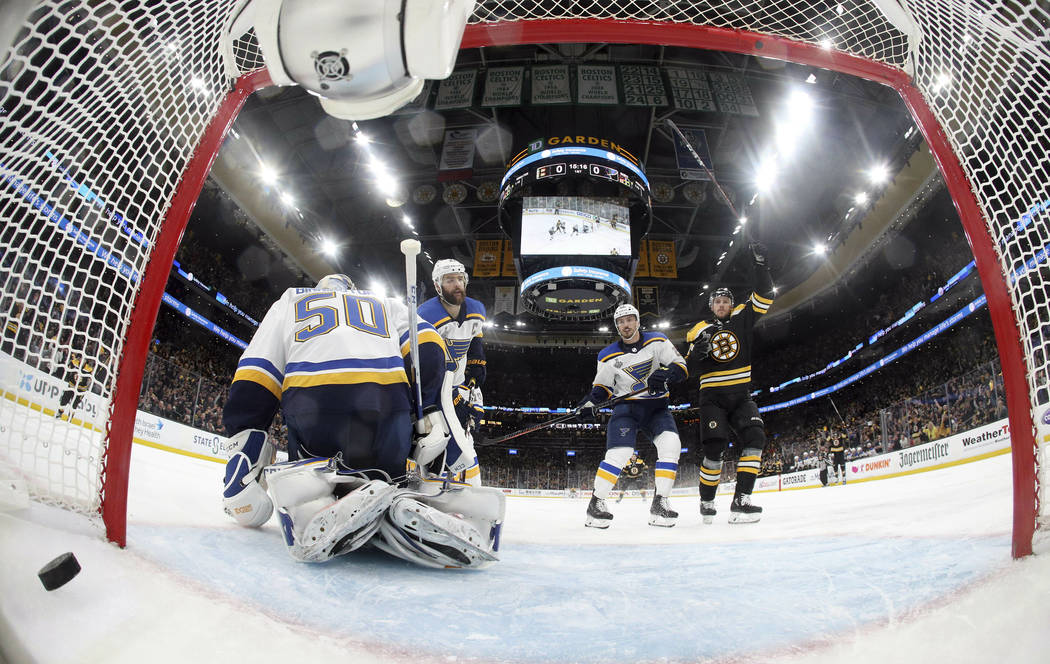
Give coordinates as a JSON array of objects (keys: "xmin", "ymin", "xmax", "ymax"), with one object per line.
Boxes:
[{"xmin": 223, "ymin": 286, "xmax": 450, "ymax": 436}]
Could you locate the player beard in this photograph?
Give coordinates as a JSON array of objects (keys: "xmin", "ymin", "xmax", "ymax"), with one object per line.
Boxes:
[{"xmin": 441, "ymin": 285, "xmax": 465, "ymax": 305}]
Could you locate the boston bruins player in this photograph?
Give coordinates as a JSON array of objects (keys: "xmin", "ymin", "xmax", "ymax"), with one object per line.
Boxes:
[
  {"xmin": 418, "ymin": 259, "xmax": 487, "ymax": 485},
  {"xmin": 686, "ymin": 242, "xmax": 773, "ymax": 524},
  {"xmin": 579, "ymin": 304, "xmax": 688, "ymax": 528},
  {"xmin": 616, "ymin": 453, "xmax": 648, "ymax": 502}
]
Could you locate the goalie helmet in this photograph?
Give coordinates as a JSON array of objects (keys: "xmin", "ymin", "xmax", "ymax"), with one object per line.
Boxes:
[
  {"xmin": 432, "ymin": 259, "xmax": 468, "ymax": 290},
  {"xmin": 613, "ymin": 303, "xmax": 640, "ymax": 322},
  {"xmin": 316, "ymin": 274, "xmax": 355, "ymax": 291},
  {"xmin": 708, "ymin": 287, "xmax": 734, "ymax": 311}
]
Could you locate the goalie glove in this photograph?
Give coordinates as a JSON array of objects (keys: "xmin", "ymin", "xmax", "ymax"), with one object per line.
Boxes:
[
  {"xmin": 646, "ymin": 367, "xmax": 672, "ymax": 396},
  {"xmin": 412, "ymin": 407, "xmax": 451, "ymax": 468},
  {"xmin": 223, "ymin": 429, "xmax": 276, "ymax": 527}
]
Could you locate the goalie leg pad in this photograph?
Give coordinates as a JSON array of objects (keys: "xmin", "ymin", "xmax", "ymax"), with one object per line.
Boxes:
[
  {"xmin": 266, "ymin": 459, "xmax": 395, "ymax": 563},
  {"xmin": 374, "ymin": 495, "xmax": 499, "ymax": 569},
  {"xmin": 222, "ymin": 429, "xmax": 276, "ymax": 527}
]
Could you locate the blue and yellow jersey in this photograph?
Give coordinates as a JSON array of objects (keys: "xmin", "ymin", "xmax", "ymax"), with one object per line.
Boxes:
[
  {"xmin": 223, "ymin": 286, "xmax": 452, "ymax": 436},
  {"xmin": 590, "ymin": 331, "xmax": 687, "ymax": 402},
  {"xmin": 418, "ymin": 295, "xmax": 486, "ymax": 386},
  {"xmin": 686, "ymin": 289, "xmax": 774, "ymax": 393}
]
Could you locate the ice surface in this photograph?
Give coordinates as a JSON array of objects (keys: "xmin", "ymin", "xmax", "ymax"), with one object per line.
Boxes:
[{"xmin": 1, "ymin": 445, "xmax": 1048, "ymax": 663}]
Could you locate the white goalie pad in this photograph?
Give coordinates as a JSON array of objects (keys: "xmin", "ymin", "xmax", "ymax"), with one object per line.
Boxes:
[
  {"xmin": 372, "ymin": 485, "xmax": 506, "ymax": 569},
  {"xmin": 265, "ymin": 459, "xmax": 396, "ymax": 563}
]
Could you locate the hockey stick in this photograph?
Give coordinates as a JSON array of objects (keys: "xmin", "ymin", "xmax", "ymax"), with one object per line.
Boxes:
[
  {"xmin": 478, "ymin": 386, "xmax": 649, "ymax": 446},
  {"xmin": 400, "ymin": 239, "xmax": 426, "ymax": 433},
  {"xmin": 664, "ymin": 119, "xmax": 743, "ymax": 222}
]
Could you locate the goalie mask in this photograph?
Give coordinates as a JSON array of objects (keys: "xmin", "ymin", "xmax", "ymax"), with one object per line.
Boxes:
[{"xmin": 316, "ymin": 274, "xmax": 356, "ymax": 291}]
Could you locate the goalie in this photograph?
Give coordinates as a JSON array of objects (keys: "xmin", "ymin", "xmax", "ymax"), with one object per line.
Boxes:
[{"xmin": 221, "ymin": 273, "xmax": 504, "ymax": 569}]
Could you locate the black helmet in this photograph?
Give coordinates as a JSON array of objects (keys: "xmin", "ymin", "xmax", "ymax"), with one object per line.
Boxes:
[{"xmin": 708, "ymin": 287, "xmax": 734, "ymax": 311}]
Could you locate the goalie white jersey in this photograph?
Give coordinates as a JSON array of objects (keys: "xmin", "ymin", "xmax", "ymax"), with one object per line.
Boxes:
[
  {"xmin": 591, "ymin": 332, "xmax": 687, "ymax": 401},
  {"xmin": 224, "ymin": 286, "xmax": 449, "ymax": 435}
]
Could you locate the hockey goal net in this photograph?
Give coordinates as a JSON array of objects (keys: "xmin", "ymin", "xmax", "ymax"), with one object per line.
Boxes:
[{"xmin": 0, "ymin": 1, "xmax": 1046, "ymax": 555}]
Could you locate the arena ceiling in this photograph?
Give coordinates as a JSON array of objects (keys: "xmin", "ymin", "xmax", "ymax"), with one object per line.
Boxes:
[{"xmin": 201, "ymin": 41, "xmax": 922, "ymax": 331}]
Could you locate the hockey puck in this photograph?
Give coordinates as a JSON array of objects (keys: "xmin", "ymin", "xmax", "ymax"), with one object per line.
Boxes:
[{"xmin": 38, "ymin": 552, "xmax": 81, "ymax": 591}]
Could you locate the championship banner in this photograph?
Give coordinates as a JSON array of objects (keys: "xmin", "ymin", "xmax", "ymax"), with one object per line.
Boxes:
[
  {"xmin": 530, "ymin": 65, "xmax": 571, "ymax": 105},
  {"xmin": 492, "ymin": 286, "xmax": 516, "ymax": 316},
  {"xmin": 666, "ymin": 67, "xmax": 717, "ymax": 112},
  {"xmin": 708, "ymin": 72, "xmax": 759, "ymax": 116},
  {"xmin": 482, "ymin": 67, "xmax": 524, "ymax": 107},
  {"xmin": 434, "ymin": 69, "xmax": 477, "ymax": 110},
  {"xmin": 473, "ymin": 239, "xmax": 503, "ymax": 278},
  {"xmin": 673, "ymin": 127, "xmax": 714, "ymax": 181},
  {"xmin": 576, "ymin": 65, "xmax": 618, "ymax": 105},
  {"xmin": 648, "ymin": 240, "xmax": 678, "ymax": 278},
  {"xmin": 620, "ymin": 64, "xmax": 667, "ymax": 107},
  {"xmin": 438, "ymin": 128, "xmax": 477, "ymax": 179},
  {"xmin": 636, "ymin": 285, "xmax": 659, "ymax": 318},
  {"xmin": 635, "ymin": 239, "xmax": 650, "ymax": 277},
  {"xmin": 500, "ymin": 241, "xmax": 516, "ymax": 277}
]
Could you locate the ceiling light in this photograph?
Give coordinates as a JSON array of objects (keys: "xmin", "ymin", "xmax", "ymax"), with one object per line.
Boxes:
[
  {"xmin": 739, "ymin": 216, "xmax": 748, "ymax": 225},
  {"xmin": 370, "ymin": 282, "xmax": 387, "ymax": 298},
  {"xmin": 820, "ymin": 38, "xmax": 833, "ymax": 50},
  {"xmin": 515, "ymin": 320, "xmax": 525, "ymax": 327},
  {"xmin": 813, "ymin": 242, "xmax": 826, "ymax": 255},
  {"xmin": 260, "ymin": 165, "xmax": 277, "ymax": 184},
  {"xmin": 755, "ymin": 158, "xmax": 778, "ymax": 193},
  {"xmin": 854, "ymin": 191, "xmax": 869, "ymax": 204},
  {"xmin": 355, "ymin": 132, "xmax": 370, "ymax": 144},
  {"xmin": 702, "ymin": 284, "xmax": 709, "ymax": 290},
  {"xmin": 321, "ymin": 238, "xmax": 338, "ymax": 256},
  {"xmin": 598, "ymin": 325, "xmax": 609, "ymax": 332},
  {"xmin": 279, "ymin": 191, "xmax": 295, "ymax": 206},
  {"xmin": 805, "ymin": 73, "xmax": 817, "ymax": 84},
  {"xmin": 658, "ymin": 321, "xmax": 670, "ymax": 329},
  {"xmin": 786, "ymin": 89, "xmax": 815, "ymax": 126},
  {"xmin": 868, "ymin": 164, "xmax": 889, "ymax": 184}
]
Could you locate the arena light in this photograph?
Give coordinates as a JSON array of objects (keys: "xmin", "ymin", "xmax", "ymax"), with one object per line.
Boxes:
[
  {"xmin": 259, "ymin": 165, "xmax": 277, "ymax": 184},
  {"xmin": 702, "ymin": 284, "xmax": 709, "ymax": 290},
  {"xmin": 868, "ymin": 164, "xmax": 890, "ymax": 184},
  {"xmin": 321, "ymin": 237, "xmax": 339, "ymax": 257},
  {"xmin": 279, "ymin": 191, "xmax": 295, "ymax": 207},
  {"xmin": 739, "ymin": 216, "xmax": 748, "ymax": 225},
  {"xmin": 515, "ymin": 320, "xmax": 525, "ymax": 327},
  {"xmin": 755, "ymin": 157, "xmax": 779, "ymax": 193},
  {"xmin": 855, "ymin": 191, "xmax": 869, "ymax": 204},
  {"xmin": 813, "ymin": 242, "xmax": 827, "ymax": 255},
  {"xmin": 658, "ymin": 320, "xmax": 670, "ymax": 329},
  {"xmin": 786, "ymin": 89, "xmax": 816, "ymax": 126},
  {"xmin": 369, "ymin": 282, "xmax": 387, "ymax": 298}
]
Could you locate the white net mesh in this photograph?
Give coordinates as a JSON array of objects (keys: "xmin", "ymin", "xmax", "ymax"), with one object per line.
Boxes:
[
  {"xmin": 2, "ymin": 1, "xmax": 1047, "ymax": 546},
  {"xmin": 0, "ymin": 0, "xmax": 240, "ymax": 522}
]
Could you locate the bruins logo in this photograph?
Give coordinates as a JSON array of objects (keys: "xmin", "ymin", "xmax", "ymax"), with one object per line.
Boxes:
[{"xmin": 710, "ymin": 330, "xmax": 739, "ymax": 362}]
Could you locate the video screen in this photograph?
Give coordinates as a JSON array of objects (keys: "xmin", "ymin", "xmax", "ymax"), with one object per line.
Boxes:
[{"xmin": 520, "ymin": 196, "xmax": 631, "ymax": 256}]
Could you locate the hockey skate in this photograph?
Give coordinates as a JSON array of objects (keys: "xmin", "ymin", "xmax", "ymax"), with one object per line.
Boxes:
[
  {"xmin": 648, "ymin": 494, "xmax": 678, "ymax": 527},
  {"xmin": 585, "ymin": 495, "xmax": 613, "ymax": 528},
  {"xmin": 728, "ymin": 493, "xmax": 762, "ymax": 524},
  {"xmin": 700, "ymin": 500, "xmax": 717, "ymax": 525}
]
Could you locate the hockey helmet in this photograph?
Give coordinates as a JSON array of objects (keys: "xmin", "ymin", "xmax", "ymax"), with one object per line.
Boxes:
[
  {"xmin": 708, "ymin": 287, "xmax": 734, "ymax": 311},
  {"xmin": 613, "ymin": 303, "xmax": 639, "ymax": 323},
  {"xmin": 432, "ymin": 259, "xmax": 468, "ymax": 289},
  {"xmin": 316, "ymin": 274, "xmax": 356, "ymax": 291}
]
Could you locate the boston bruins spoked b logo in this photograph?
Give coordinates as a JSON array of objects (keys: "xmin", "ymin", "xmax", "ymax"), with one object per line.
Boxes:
[{"xmin": 710, "ymin": 330, "xmax": 740, "ymax": 362}]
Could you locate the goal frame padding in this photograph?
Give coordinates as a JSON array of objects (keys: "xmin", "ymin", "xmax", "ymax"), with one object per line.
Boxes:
[{"xmin": 102, "ymin": 19, "xmax": 1036, "ymax": 557}]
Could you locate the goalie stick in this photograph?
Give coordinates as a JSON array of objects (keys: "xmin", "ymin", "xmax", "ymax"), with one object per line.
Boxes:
[
  {"xmin": 400, "ymin": 239, "xmax": 426, "ymax": 433},
  {"xmin": 477, "ymin": 387, "xmax": 649, "ymax": 446}
]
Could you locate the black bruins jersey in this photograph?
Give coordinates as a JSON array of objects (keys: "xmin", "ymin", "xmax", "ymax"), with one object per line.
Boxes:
[
  {"xmin": 685, "ymin": 267, "xmax": 774, "ymax": 395},
  {"xmin": 622, "ymin": 459, "xmax": 646, "ymax": 479}
]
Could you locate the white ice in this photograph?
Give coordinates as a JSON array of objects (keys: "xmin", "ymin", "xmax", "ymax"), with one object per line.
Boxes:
[{"xmin": 1, "ymin": 445, "xmax": 1048, "ymax": 664}]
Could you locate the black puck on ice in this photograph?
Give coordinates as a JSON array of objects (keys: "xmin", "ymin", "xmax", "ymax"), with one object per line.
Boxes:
[{"xmin": 38, "ymin": 552, "xmax": 81, "ymax": 591}]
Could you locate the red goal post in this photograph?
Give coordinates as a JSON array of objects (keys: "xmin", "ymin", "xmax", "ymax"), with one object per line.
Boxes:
[{"xmin": 0, "ymin": 1, "xmax": 1045, "ymax": 557}]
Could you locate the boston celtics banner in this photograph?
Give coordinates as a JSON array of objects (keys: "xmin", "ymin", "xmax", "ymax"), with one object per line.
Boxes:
[
  {"xmin": 434, "ymin": 69, "xmax": 477, "ymax": 110},
  {"xmin": 473, "ymin": 239, "xmax": 503, "ymax": 278},
  {"xmin": 482, "ymin": 67, "xmax": 524, "ymax": 107},
  {"xmin": 531, "ymin": 65, "xmax": 571, "ymax": 105},
  {"xmin": 576, "ymin": 65, "xmax": 618, "ymax": 105},
  {"xmin": 648, "ymin": 240, "xmax": 677, "ymax": 278}
]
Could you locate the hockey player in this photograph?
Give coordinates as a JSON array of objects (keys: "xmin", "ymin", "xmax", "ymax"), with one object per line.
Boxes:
[
  {"xmin": 418, "ymin": 259, "xmax": 486, "ymax": 486},
  {"xmin": 829, "ymin": 432, "xmax": 846, "ymax": 484},
  {"xmin": 579, "ymin": 304, "xmax": 688, "ymax": 528},
  {"xmin": 221, "ymin": 274, "xmax": 503, "ymax": 567},
  {"xmin": 686, "ymin": 242, "xmax": 774, "ymax": 524},
  {"xmin": 615, "ymin": 452, "xmax": 647, "ymax": 502},
  {"xmin": 54, "ymin": 343, "xmax": 95, "ymax": 421}
]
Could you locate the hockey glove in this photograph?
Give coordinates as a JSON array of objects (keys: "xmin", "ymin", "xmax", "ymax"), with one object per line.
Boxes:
[
  {"xmin": 223, "ymin": 429, "xmax": 276, "ymax": 528},
  {"xmin": 750, "ymin": 242, "xmax": 768, "ymax": 266},
  {"xmin": 464, "ymin": 360, "xmax": 486, "ymax": 389},
  {"xmin": 575, "ymin": 397, "xmax": 599, "ymax": 423},
  {"xmin": 412, "ymin": 407, "xmax": 451, "ymax": 468},
  {"xmin": 646, "ymin": 367, "xmax": 672, "ymax": 396},
  {"xmin": 688, "ymin": 329, "xmax": 713, "ymax": 361}
]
